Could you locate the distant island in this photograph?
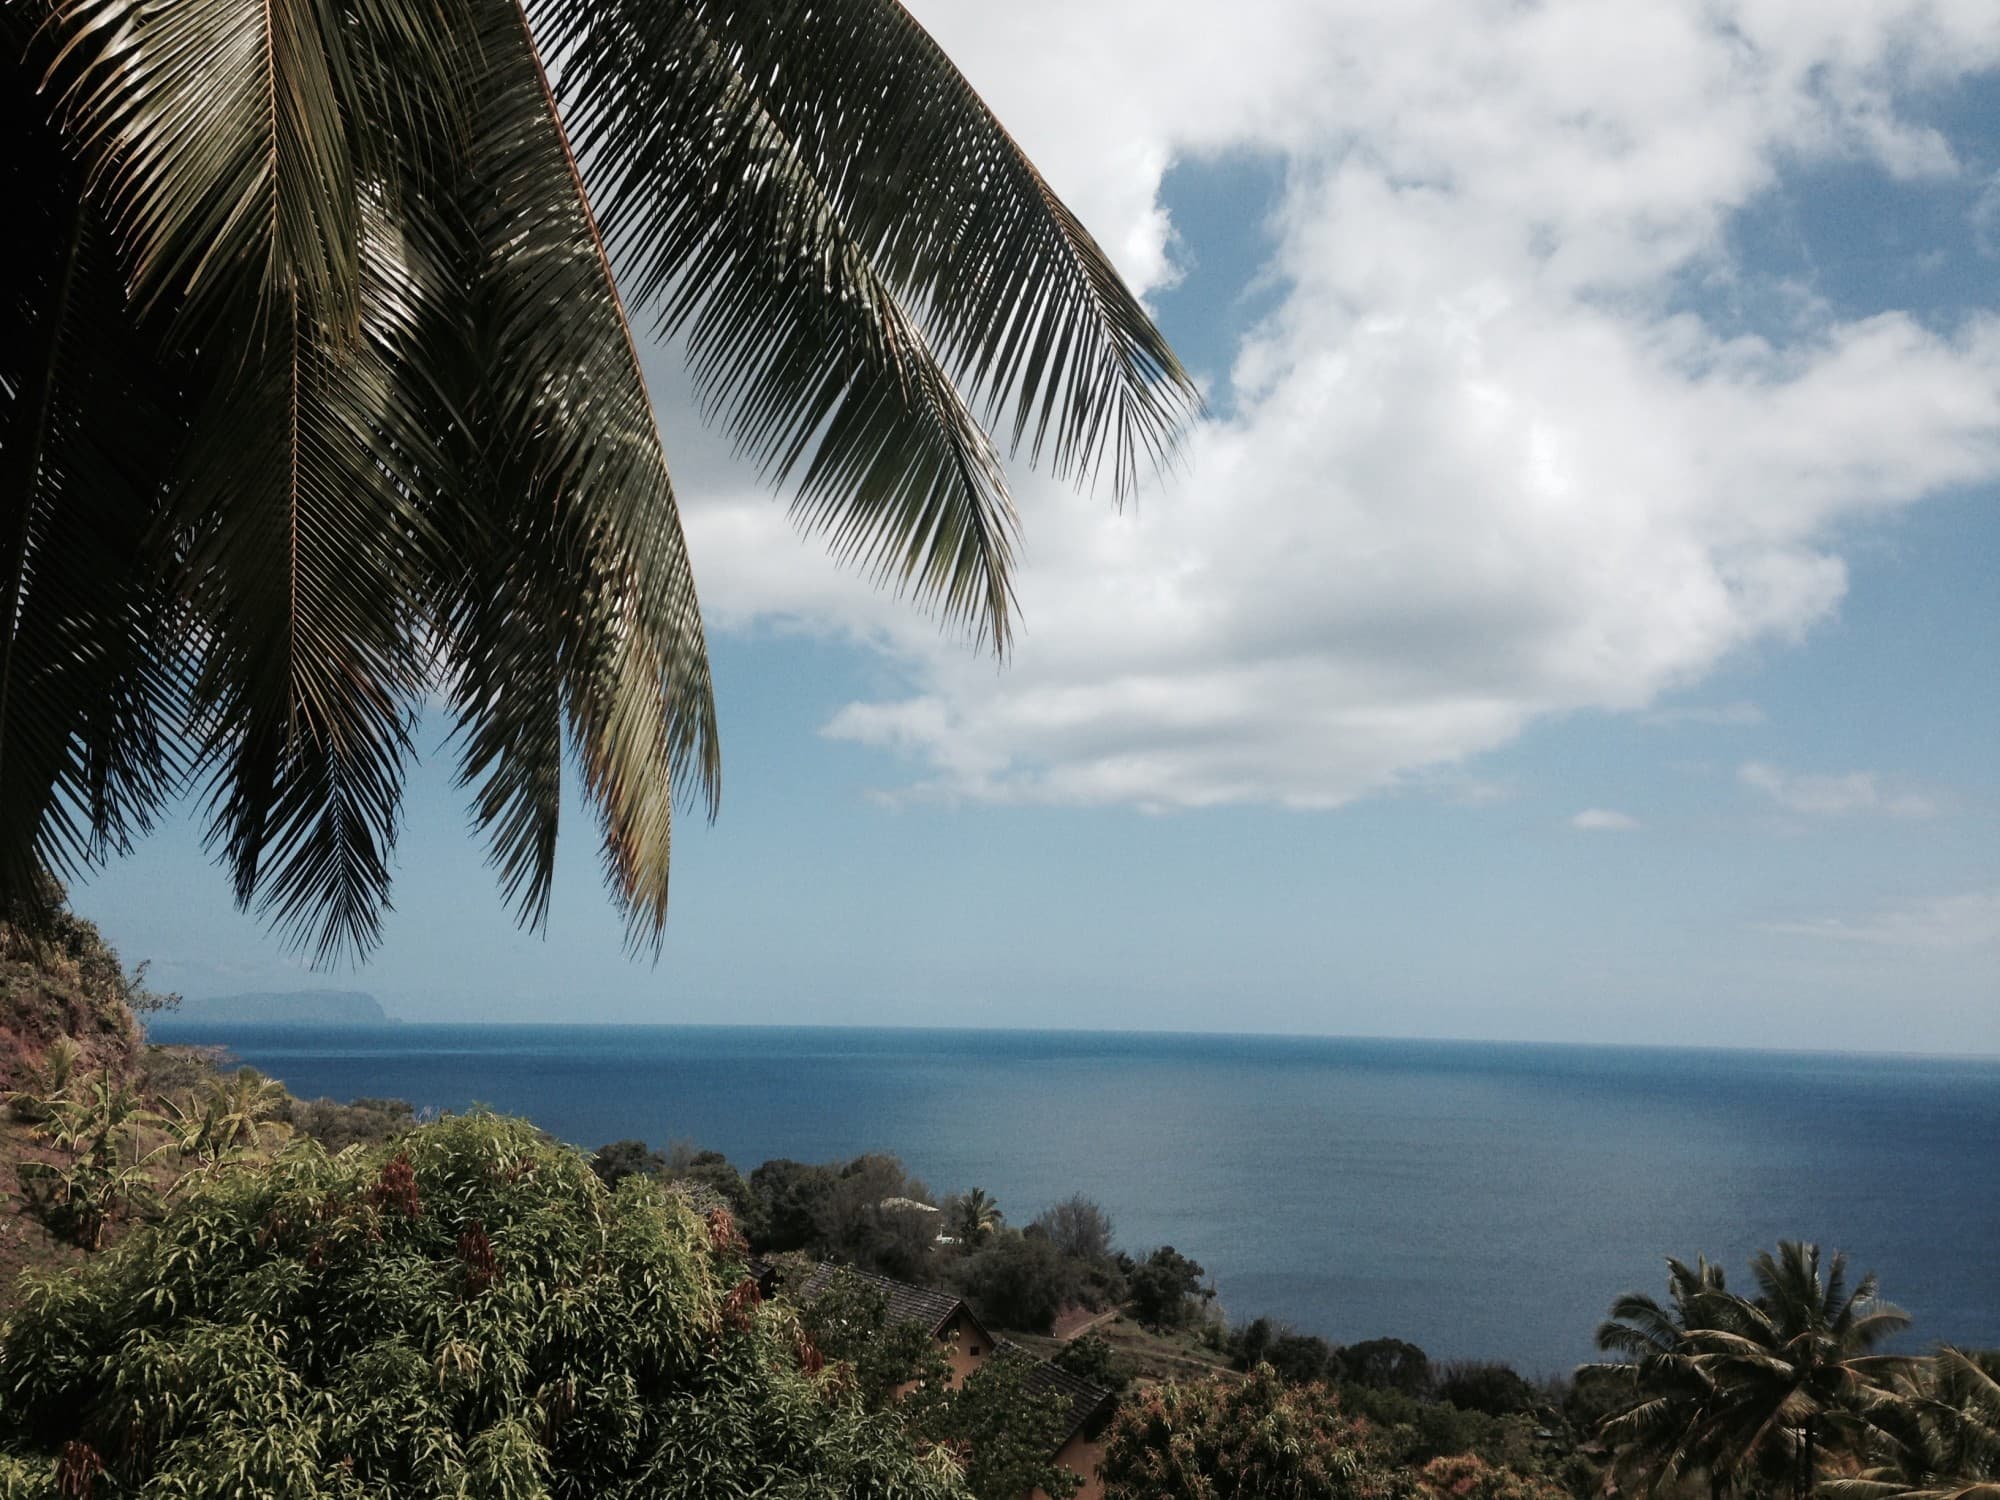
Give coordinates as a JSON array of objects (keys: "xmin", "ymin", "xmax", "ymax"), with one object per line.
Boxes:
[{"xmin": 169, "ymin": 990, "xmax": 395, "ymax": 1026}]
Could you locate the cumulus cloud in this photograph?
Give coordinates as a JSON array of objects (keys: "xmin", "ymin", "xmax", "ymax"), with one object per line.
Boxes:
[
  {"xmin": 1738, "ymin": 761, "xmax": 1938, "ymax": 817},
  {"xmin": 674, "ymin": 0, "xmax": 2000, "ymax": 810},
  {"xmin": 1571, "ymin": 809, "xmax": 1644, "ymax": 832},
  {"xmin": 1765, "ymin": 889, "xmax": 2000, "ymax": 949}
]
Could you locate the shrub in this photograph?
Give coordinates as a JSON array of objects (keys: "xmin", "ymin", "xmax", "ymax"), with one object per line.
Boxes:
[
  {"xmin": 1128, "ymin": 1245, "xmax": 1212, "ymax": 1329},
  {"xmin": 1340, "ymin": 1336, "xmax": 1434, "ymax": 1398},
  {"xmin": 0, "ymin": 1114, "xmax": 967, "ymax": 1498},
  {"xmin": 1436, "ymin": 1362, "xmax": 1540, "ymax": 1419},
  {"xmin": 1101, "ymin": 1366, "xmax": 1372, "ymax": 1500},
  {"xmin": 957, "ymin": 1231, "xmax": 1077, "ymax": 1334}
]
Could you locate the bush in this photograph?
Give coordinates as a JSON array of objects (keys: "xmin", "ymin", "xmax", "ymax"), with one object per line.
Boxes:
[
  {"xmin": 1128, "ymin": 1245, "xmax": 1211, "ymax": 1329},
  {"xmin": 957, "ymin": 1231, "xmax": 1077, "ymax": 1334},
  {"xmin": 1436, "ymin": 1362, "xmax": 1540, "ymax": 1419},
  {"xmin": 1052, "ymin": 1332, "xmax": 1133, "ymax": 1394},
  {"xmin": 283, "ymin": 1094, "xmax": 416, "ymax": 1151},
  {"xmin": 1102, "ymin": 1366, "xmax": 1372, "ymax": 1500},
  {"xmin": 1340, "ymin": 1336, "xmax": 1433, "ymax": 1397},
  {"xmin": 0, "ymin": 1114, "xmax": 967, "ymax": 1498},
  {"xmin": 590, "ymin": 1136, "xmax": 666, "ymax": 1188}
]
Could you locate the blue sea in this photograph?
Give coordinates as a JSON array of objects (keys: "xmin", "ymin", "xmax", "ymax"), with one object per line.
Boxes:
[{"xmin": 147, "ymin": 1023, "xmax": 2000, "ymax": 1374}]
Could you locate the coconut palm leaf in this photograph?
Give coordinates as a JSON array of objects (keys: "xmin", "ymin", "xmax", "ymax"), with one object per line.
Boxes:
[
  {"xmin": 427, "ymin": 0, "xmax": 717, "ymax": 944},
  {"xmin": 0, "ymin": 32, "xmax": 184, "ymax": 901},
  {"xmin": 2, "ymin": 0, "xmax": 1196, "ymax": 958}
]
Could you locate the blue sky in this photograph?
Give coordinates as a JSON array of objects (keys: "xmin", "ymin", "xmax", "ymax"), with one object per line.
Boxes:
[{"xmin": 80, "ymin": 0, "xmax": 1999, "ymax": 1052}]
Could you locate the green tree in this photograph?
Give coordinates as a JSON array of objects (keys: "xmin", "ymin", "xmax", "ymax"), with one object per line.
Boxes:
[
  {"xmin": 0, "ymin": 1113, "xmax": 969, "ymax": 1496},
  {"xmin": 796, "ymin": 1265, "xmax": 951, "ymax": 1411},
  {"xmin": 590, "ymin": 1138, "xmax": 667, "ymax": 1189},
  {"xmin": 958, "ymin": 1230, "xmax": 1077, "ymax": 1335},
  {"xmin": 1340, "ymin": 1336, "xmax": 1434, "ymax": 1398},
  {"xmin": 1591, "ymin": 1255, "xmax": 1733, "ymax": 1499},
  {"xmin": 162, "ymin": 1066, "xmax": 291, "ymax": 1175},
  {"xmin": 1053, "ymin": 1333, "xmax": 1133, "ymax": 1395},
  {"xmin": 1831, "ymin": 1347, "xmax": 2000, "ymax": 1500},
  {"xmin": 1692, "ymin": 1242, "xmax": 1911, "ymax": 1499},
  {"xmin": 1100, "ymin": 1366, "xmax": 1372, "ymax": 1500},
  {"xmin": 1129, "ymin": 1246, "xmax": 1211, "ymax": 1330},
  {"xmin": 1, "ymin": 0, "xmax": 1198, "ymax": 961},
  {"xmin": 14, "ymin": 1068, "xmax": 161, "ymax": 1249},
  {"xmin": 909, "ymin": 1352, "xmax": 1081, "ymax": 1500},
  {"xmin": 949, "ymin": 1188, "xmax": 1004, "ymax": 1246}
]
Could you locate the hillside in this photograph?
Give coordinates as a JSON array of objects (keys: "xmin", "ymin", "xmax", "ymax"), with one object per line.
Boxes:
[{"xmin": 170, "ymin": 990, "xmax": 393, "ymax": 1025}]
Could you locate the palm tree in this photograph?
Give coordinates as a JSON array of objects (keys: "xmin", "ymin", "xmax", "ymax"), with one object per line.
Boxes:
[
  {"xmin": 1592, "ymin": 1256, "xmax": 1734, "ymax": 1500},
  {"xmin": 1828, "ymin": 1349, "xmax": 2000, "ymax": 1500},
  {"xmin": 1690, "ymin": 1242, "xmax": 1913, "ymax": 1499},
  {"xmin": 950, "ymin": 1187, "xmax": 1002, "ymax": 1245},
  {"xmin": 164, "ymin": 1066, "xmax": 293, "ymax": 1172},
  {"xmin": 2, "ymin": 0, "xmax": 1198, "ymax": 960}
]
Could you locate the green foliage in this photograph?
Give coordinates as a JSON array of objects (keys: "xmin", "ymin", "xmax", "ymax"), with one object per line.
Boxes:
[
  {"xmin": 1101, "ymin": 1366, "xmax": 1371, "ymax": 1500},
  {"xmin": 1435, "ymin": 1363, "xmax": 1541, "ymax": 1420},
  {"xmin": 907, "ymin": 1352, "xmax": 1080, "ymax": 1500},
  {"xmin": 590, "ymin": 1139, "xmax": 666, "ymax": 1189},
  {"xmin": 1342, "ymin": 1337, "xmax": 1435, "ymax": 1398},
  {"xmin": 0, "ymin": 1113, "xmax": 970, "ymax": 1498},
  {"xmin": 1592, "ymin": 1243, "xmax": 1914, "ymax": 1500},
  {"xmin": 282, "ymin": 1095, "xmax": 418, "ymax": 1152},
  {"xmin": 661, "ymin": 1144, "xmax": 750, "ymax": 1217},
  {"xmin": 744, "ymin": 1159, "xmax": 836, "ymax": 1253},
  {"xmin": 1128, "ymin": 1246, "xmax": 1212, "ymax": 1330},
  {"xmin": 957, "ymin": 1231, "xmax": 1077, "ymax": 1335},
  {"xmin": 13, "ymin": 1068, "xmax": 160, "ymax": 1250},
  {"xmin": 1052, "ymin": 1333, "xmax": 1133, "ymax": 1395},
  {"xmin": 1229, "ymin": 1318, "xmax": 1340, "ymax": 1385},
  {"xmin": 796, "ymin": 1267, "xmax": 951, "ymax": 1411},
  {"xmin": 946, "ymin": 1189, "xmax": 1003, "ymax": 1247},
  {"xmin": 1830, "ymin": 1346, "xmax": 2000, "ymax": 1500}
]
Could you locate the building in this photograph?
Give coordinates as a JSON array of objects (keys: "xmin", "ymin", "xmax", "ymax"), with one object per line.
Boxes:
[{"xmin": 1008, "ymin": 1343, "xmax": 1118, "ymax": 1500}]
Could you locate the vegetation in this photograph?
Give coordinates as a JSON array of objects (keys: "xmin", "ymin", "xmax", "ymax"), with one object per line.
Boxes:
[
  {"xmin": 3, "ymin": 0, "xmax": 1198, "ymax": 963},
  {"xmin": 0, "ymin": 1114, "xmax": 968, "ymax": 1497},
  {"xmin": 4, "ymin": 897, "xmax": 1994, "ymax": 1500},
  {"xmin": 789, "ymin": 1266, "xmax": 1079, "ymax": 1500},
  {"xmin": 1100, "ymin": 1365, "xmax": 1374, "ymax": 1500}
]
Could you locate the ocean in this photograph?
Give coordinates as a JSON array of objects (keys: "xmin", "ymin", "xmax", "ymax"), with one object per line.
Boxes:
[{"xmin": 147, "ymin": 1023, "xmax": 2000, "ymax": 1374}]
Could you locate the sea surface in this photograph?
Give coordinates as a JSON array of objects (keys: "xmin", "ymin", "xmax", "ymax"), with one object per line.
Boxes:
[{"xmin": 147, "ymin": 1023, "xmax": 2000, "ymax": 1374}]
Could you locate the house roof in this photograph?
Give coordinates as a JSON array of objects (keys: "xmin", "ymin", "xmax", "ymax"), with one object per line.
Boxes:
[
  {"xmin": 801, "ymin": 1263, "xmax": 983, "ymax": 1341},
  {"xmin": 1000, "ymin": 1342, "xmax": 1117, "ymax": 1445}
]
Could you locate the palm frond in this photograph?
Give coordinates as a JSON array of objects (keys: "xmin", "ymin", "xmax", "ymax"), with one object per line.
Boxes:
[
  {"xmin": 547, "ymin": 0, "xmax": 1199, "ymax": 496},
  {"xmin": 0, "ymin": 34, "xmax": 185, "ymax": 906},
  {"xmin": 432, "ymin": 0, "xmax": 718, "ymax": 945},
  {"xmin": 177, "ymin": 193, "xmax": 446, "ymax": 961},
  {"xmin": 547, "ymin": 0, "xmax": 1022, "ymax": 649}
]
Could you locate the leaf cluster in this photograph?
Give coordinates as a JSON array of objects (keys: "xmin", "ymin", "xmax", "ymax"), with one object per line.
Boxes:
[{"xmin": 0, "ymin": 1113, "xmax": 971, "ymax": 1498}]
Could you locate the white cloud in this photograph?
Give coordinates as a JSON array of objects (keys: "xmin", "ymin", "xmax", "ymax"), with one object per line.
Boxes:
[
  {"xmin": 1571, "ymin": 808, "xmax": 1644, "ymax": 832},
  {"xmin": 1738, "ymin": 761, "xmax": 1938, "ymax": 817},
  {"xmin": 675, "ymin": 0, "xmax": 2000, "ymax": 810},
  {"xmin": 1766, "ymin": 889, "xmax": 2000, "ymax": 949}
]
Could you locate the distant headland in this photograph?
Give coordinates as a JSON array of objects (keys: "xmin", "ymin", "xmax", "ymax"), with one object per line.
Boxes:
[{"xmin": 169, "ymin": 991, "xmax": 395, "ymax": 1026}]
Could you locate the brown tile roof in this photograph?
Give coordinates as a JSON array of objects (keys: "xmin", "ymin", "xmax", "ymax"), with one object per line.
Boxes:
[
  {"xmin": 801, "ymin": 1263, "xmax": 980, "ymax": 1340},
  {"xmin": 999, "ymin": 1342, "xmax": 1118, "ymax": 1445}
]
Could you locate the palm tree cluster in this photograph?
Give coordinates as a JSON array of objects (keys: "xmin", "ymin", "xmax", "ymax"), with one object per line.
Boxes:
[
  {"xmin": 3, "ymin": 0, "xmax": 1197, "ymax": 960},
  {"xmin": 6, "ymin": 1041, "xmax": 292, "ymax": 1247},
  {"xmin": 1592, "ymin": 1243, "xmax": 1999, "ymax": 1500}
]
